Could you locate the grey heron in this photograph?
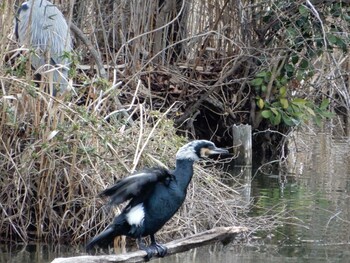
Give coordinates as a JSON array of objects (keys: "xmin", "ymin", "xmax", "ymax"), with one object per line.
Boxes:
[{"xmin": 15, "ymin": 0, "xmax": 73, "ymax": 95}]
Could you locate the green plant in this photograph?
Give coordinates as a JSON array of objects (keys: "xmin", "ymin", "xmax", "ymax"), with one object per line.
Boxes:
[
  {"xmin": 251, "ymin": 1, "xmax": 348, "ymax": 127},
  {"xmin": 252, "ymin": 69, "xmax": 334, "ymax": 127}
]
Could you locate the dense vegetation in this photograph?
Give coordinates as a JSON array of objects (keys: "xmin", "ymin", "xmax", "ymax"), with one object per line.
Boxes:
[{"xmin": 0, "ymin": 0, "xmax": 349, "ymax": 244}]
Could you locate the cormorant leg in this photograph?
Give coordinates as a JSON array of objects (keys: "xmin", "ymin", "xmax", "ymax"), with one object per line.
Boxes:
[
  {"xmin": 137, "ymin": 237, "xmax": 155, "ymax": 261},
  {"xmin": 149, "ymin": 234, "xmax": 168, "ymax": 257}
]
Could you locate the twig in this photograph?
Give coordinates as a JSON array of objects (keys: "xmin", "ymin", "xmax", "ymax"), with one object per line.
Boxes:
[
  {"xmin": 174, "ymin": 55, "xmax": 246, "ymax": 127},
  {"xmin": 131, "ymin": 101, "xmax": 178, "ymax": 172}
]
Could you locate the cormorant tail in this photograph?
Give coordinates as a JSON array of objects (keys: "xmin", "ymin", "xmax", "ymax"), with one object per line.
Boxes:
[{"xmin": 86, "ymin": 225, "xmax": 119, "ymax": 251}]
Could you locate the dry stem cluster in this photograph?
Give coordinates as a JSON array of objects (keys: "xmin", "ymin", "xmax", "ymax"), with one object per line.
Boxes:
[{"xmin": 0, "ymin": 79, "xmax": 253, "ymax": 244}]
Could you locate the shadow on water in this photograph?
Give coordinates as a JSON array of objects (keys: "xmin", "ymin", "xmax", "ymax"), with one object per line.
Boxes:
[{"xmin": 2, "ymin": 133, "xmax": 350, "ymax": 263}]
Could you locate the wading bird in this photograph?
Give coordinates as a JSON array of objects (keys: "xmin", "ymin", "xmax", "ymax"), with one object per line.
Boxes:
[
  {"xmin": 15, "ymin": 0, "xmax": 72, "ymax": 95},
  {"xmin": 86, "ymin": 140, "xmax": 228, "ymax": 260}
]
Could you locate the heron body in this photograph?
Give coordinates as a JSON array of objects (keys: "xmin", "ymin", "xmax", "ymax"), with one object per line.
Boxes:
[
  {"xmin": 15, "ymin": 0, "xmax": 72, "ymax": 94},
  {"xmin": 86, "ymin": 140, "xmax": 229, "ymax": 260}
]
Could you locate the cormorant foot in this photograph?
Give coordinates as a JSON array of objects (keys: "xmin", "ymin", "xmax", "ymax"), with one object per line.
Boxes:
[
  {"xmin": 142, "ymin": 243, "xmax": 167, "ymax": 261},
  {"xmin": 143, "ymin": 246, "xmax": 156, "ymax": 261},
  {"xmin": 149, "ymin": 242, "xmax": 167, "ymax": 257},
  {"xmin": 138, "ymin": 238, "xmax": 154, "ymax": 261},
  {"xmin": 138, "ymin": 238, "xmax": 168, "ymax": 261}
]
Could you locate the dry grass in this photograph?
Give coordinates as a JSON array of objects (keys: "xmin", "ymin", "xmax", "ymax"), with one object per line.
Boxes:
[{"xmin": 0, "ymin": 76, "xmax": 252, "ymax": 244}]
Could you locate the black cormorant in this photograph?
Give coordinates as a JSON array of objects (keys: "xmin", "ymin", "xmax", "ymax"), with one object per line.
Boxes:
[{"xmin": 86, "ymin": 140, "xmax": 228, "ymax": 260}]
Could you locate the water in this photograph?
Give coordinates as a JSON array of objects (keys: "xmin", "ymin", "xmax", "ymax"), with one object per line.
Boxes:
[
  {"xmin": 0, "ymin": 243, "xmax": 83, "ymax": 263},
  {"xmin": 162, "ymin": 133, "xmax": 350, "ymax": 263},
  {"xmin": 2, "ymin": 133, "xmax": 350, "ymax": 263},
  {"xmin": 248, "ymin": 133, "xmax": 350, "ymax": 262},
  {"xmin": 254, "ymin": 133, "xmax": 350, "ymax": 246}
]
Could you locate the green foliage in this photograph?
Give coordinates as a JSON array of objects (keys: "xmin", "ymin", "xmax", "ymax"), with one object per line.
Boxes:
[
  {"xmin": 253, "ymin": 66, "xmax": 334, "ymax": 127},
  {"xmin": 251, "ymin": 1, "xmax": 348, "ymax": 128},
  {"xmin": 6, "ymin": 54, "xmax": 28, "ymax": 77},
  {"xmin": 258, "ymin": 95, "xmax": 334, "ymax": 127},
  {"xmin": 93, "ymin": 77, "xmax": 110, "ymax": 91},
  {"xmin": 62, "ymin": 51, "xmax": 80, "ymax": 78},
  {"xmin": 262, "ymin": 1, "xmax": 350, "ymax": 53}
]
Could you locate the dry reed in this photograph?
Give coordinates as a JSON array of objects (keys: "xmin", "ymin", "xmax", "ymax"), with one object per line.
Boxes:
[{"xmin": 0, "ymin": 79, "xmax": 250, "ymax": 244}]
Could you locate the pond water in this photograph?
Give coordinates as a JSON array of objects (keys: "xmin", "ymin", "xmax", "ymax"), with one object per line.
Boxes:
[
  {"xmin": 164, "ymin": 132, "xmax": 350, "ymax": 262},
  {"xmin": 2, "ymin": 132, "xmax": 350, "ymax": 263}
]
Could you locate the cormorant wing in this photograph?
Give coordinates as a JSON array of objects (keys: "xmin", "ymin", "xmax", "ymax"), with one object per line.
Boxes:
[{"xmin": 99, "ymin": 167, "xmax": 171, "ymax": 206}]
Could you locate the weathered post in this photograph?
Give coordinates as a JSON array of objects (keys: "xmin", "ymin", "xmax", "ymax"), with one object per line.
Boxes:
[{"xmin": 232, "ymin": 124, "xmax": 252, "ymax": 166}]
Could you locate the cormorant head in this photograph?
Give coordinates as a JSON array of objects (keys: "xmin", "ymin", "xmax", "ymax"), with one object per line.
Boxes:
[{"xmin": 176, "ymin": 140, "xmax": 229, "ymax": 161}]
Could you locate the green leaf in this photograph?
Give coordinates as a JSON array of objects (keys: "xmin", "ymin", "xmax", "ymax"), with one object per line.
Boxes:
[
  {"xmin": 257, "ymin": 98, "xmax": 265, "ymax": 109},
  {"xmin": 299, "ymin": 5, "xmax": 309, "ymax": 17},
  {"xmin": 280, "ymin": 98, "xmax": 289, "ymax": 109},
  {"xmin": 319, "ymin": 99, "xmax": 330, "ymax": 110},
  {"xmin": 261, "ymin": 85, "xmax": 267, "ymax": 93},
  {"xmin": 286, "ymin": 27, "xmax": 297, "ymax": 38},
  {"xmin": 271, "ymin": 107, "xmax": 279, "ymax": 116},
  {"xmin": 251, "ymin": 78, "xmax": 263, "ymax": 86},
  {"xmin": 343, "ymin": 13, "xmax": 350, "ymax": 22},
  {"xmin": 296, "ymin": 71, "xmax": 304, "ymax": 81},
  {"xmin": 300, "ymin": 59, "xmax": 309, "ymax": 69},
  {"xmin": 291, "ymin": 55, "xmax": 299, "ymax": 65},
  {"xmin": 336, "ymin": 38, "xmax": 347, "ymax": 51},
  {"xmin": 272, "ymin": 112, "xmax": 281, "ymax": 125},
  {"xmin": 285, "ymin": 64, "xmax": 294, "ymax": 72},
  {"xmin": 306, "ymin": 107, "xmax": 315, "ymax": 116},
  {"xmin": 282, "ymin": 113, "xmax": 294, "ymax": 126},
  {"xmin": 328, "ymin": 34, "xmax": 338, "ymax": 45},
  {"xmin": 279, "ymin": 86, "xmax": 287, "ymax": 97},
  {"xmin": 294, "ymin": 111, "xmax": 304, "ymax": 119},
  {"xmin": 292, "ymin": 98, "xmax": 307, "ymax": 106},
  {"xmin": 261, "ymin": 110, "xmax": 272, "ymax": 118},
  {"xmin": 256, "ymin": 71, "xmax": 268, "ymax": 78},
  {"xmin": 280, "ymin": 76, "xmax": 288, "ymax": 85},
  {"xmin": 320, "ymin": 111, "xmax": 335, "ymax": 118},
  {"xmin": 314, "ymin": 116, "xmax": 322, "ymax": 127}
]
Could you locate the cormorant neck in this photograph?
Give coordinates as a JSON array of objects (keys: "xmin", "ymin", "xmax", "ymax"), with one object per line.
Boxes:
[{"xmin": 174, "ymin": 159, "xmax": 195, "ymax": 191}]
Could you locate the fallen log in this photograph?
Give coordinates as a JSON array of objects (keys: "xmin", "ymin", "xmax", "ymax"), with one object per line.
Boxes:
[{"xmin": 51, "ymin": 226, "xmax": 247, "ymax": 263}]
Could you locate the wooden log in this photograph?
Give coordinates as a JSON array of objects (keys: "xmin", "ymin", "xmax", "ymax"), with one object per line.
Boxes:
[{"xmin": 51, "ymin": 226, "xmax": 247, "ymax": 263}]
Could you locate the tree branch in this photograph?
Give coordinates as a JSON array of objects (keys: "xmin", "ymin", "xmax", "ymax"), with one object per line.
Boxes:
[
  {"xmin": 51, "ymin": 226, "xmax": 247, "ymax": 263},
  {"xmin": 70, "ymin": 23, "xmax": 108, "ymax": 80}
]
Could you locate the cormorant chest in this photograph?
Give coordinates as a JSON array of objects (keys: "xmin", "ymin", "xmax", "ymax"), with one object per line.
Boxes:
[{"xmin": 142, "ymin": 180, "xmax": 186, "ymax": 235}]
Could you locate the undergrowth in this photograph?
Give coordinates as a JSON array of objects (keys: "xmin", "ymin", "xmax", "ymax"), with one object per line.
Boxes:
[{"xmin": 0, "ymin": 80, "xmax": 253, "ymax": 244}]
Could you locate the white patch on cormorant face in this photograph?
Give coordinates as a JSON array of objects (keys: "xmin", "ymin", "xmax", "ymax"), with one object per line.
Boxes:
[
  {"xmin": 126, "ymin": 203, "xmax": 145, "ymax": 226},
  {"xmin": 200, "ymin": 147, "xmax": 211, "ymax": 158},
  {"xmin": 176, "ymin": 140, "xmax": 215, "ymax": 161}
]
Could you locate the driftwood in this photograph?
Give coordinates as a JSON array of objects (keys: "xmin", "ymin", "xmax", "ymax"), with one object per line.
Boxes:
[{"xmin": 51, "ymin": 226, "xmax": 247, "ymax": 263}]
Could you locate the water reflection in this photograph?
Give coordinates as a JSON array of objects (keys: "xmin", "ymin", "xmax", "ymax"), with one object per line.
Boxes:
[
  {"xmin": 250, "ymin": 133, "xmax": 350, "ymax": 260},
  {"xmin": 0, "ymin": 243, "xmax": 83, "ymax": 263}
]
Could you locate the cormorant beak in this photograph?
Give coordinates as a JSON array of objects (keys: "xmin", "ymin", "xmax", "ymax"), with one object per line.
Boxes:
[
  {"xmin": 208, "ymin": 147, "xmax": 229, "ymax": 156},
  {"xmin": 201, "ymin": 146, "xmax": 229, "ymax": 158}
]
